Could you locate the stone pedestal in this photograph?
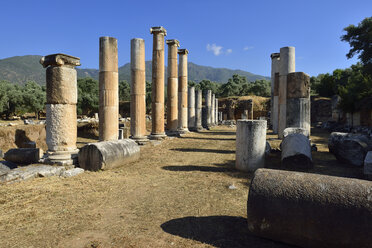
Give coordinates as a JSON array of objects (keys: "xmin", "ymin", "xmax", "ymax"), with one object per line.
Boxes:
[
  {"xmin": 271, "ymin": 53, "xmax": 280, "ymax": 133},
  {"xmin": 130, "ymin": 38, "xmax": 149, "ymax": 144},
  {"xmin": 40, "ymin": 54, "xmax": 80, "ymax": 165},
  {"xmin": 188, "ymin": 86, "xmax": 196, "ymax": 131},
  {"xmin": 235, "ymin": 120, "xmax": 267, "ymax": 172},
  {"xmin": 202, "ymin": 90, "xmax": 212, "ymax": 128},
  {"xmin": 278, "ymin": 46, "xmax": 295, "ymax": 138},
  {"xmin": 150, "ymin": 27, "xmax": 167, "ymax": 140},
  {"xmin": 177, "ymin": 49, "xmax": 189, "ymax": 133},
  {"xmin": 195, "ymin": 90, "xmax": 203, "ymax": 131},
  {"xmin": 99, "ymin": 37, "xmax": 119, "ymax": 141},
  {"xmin": 166, "ymin": 39, "xmax": 180, "ymax": 136}
]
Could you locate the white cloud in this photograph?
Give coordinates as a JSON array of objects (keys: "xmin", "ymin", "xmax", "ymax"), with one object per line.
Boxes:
[
  {"xmin": 206, "ymin": 43, "xmax": 223, "ymax": 56},
  {"xmin": 226, "ymin": 49, "xmax": 232, "ymax": 55},
  {"xmin": 243, "ymin": 46, "xmax": 254, "ymax": 51}
]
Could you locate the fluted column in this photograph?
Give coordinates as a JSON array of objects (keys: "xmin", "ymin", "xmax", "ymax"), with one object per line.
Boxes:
[
  {"xmin": 99, "ymin": 36, "xmax": 119, "ymax": 141},
  {"xmin": 177, "ymin": 49, "xmax": 189, "ymax": 133},
  {"xmin": 188, "ymin": 86, "xmax": 196, "ymax": 131},
  {"xmin": 150, "ymin": 26, "xmax": 167, "ymax": 140},
  {"xmin": 130, "ymin": 38, "xmax": 149, "ymax": 144},
  {"xmin": 215, "ymin": 98, "xmax": 219, "ymax": 125},
  {"xmin": 40, "ymin": 54, "xmax": 80, "ymax": 165},
  {"xmin": 211, "ymin": 94, "xmax": 216, "ymax": 125},
  {"xmin": 166, "ymin": 39, "xmax": 180, "ymax": 135},
  {"xmin": 278, "ymin": 46, "xmax": 295, "ymax": 138}
]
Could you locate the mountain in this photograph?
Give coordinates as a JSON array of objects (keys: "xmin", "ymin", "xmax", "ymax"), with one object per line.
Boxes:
[{"xmin": 0, "ymin": 55, "xmax": 270, "ymax": 85}]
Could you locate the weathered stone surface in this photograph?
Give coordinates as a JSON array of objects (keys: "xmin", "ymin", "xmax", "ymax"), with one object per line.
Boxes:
[
  {"xmin": 188, "ymin": 87, "xmax": 196, "ymax": 130},
  {"xmin": 130, "ymin": 38, "xmax": 148, "ymax": 144},
  {"xmin": 166, "ymin": 39, "xmax": 179, "ymax": 134},
  {"xmin": 202, "ymin": 90, "xmax": 212, "ymax": 128},
  {"xmin": 78, "ymin": 139, "xmax": 140, "ymax": 171},
  {"xmin": 235, "ymin": 120, "xmax": 267, "ymax": 172},
  {"xmin": 328, "ymin": 132, "xmax": 372, "ymax": 166},
  {"xmin": 177, "ymin": 49, "xmax": 189, "ymax": 133},
  {"xmin": 195, "ymin": 90, "xmax": 203, "ymax": 131},
  {"xmin": 286, "ymin": 98, "xmax": 311, "ymax": 135},
  {"xmin": 150, "ymin": 26, "xmax": 167, "ymax": 139},
  {"xmin": 281, "ymin": 133, "xmax": 312, "ymax": 169},
  {"xmin": 46, "ymin": 66, "xmax": 78, "ymax": 104},
  {"xmin": 61, "ymin": 168, "xmax": 84, "ymax": 178},
  {"xmin": 247, "ymin": 168, "xmax": 372, "ymax": 248},
  {"xmin": 40, "ymin": 53, "xmax": 80, "ymax": 68},
  {"xmin": 4, "ymin": 148, "xmax": 43, "ymax": 164},
  {"xmin": 270, "ymin": 53, "xmax": 280, "ymax": 129},
  {"xmin": 283, "ymin": 127, "xmax": 309, "ymax": 138},
  {"xmin": 287, "ymin": 72, "xmax": 310, "ymax": 99},
  {"xmin": 0, "ymin": 165, "xmax": 66, "ymax": 184},
  {"xmin": 265, "ymin": 141, "xmax": 271, "ymax": 156},
  {"xmin": 99, "ymin": 36, "xmax": 119, "ymax": 141},
  {"xmin": 364, "ymin": 151, "xmax": 372, "ymax": 179}
]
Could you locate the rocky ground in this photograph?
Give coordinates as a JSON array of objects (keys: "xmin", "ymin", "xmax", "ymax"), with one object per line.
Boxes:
[{"xmin": 0, "ymin": 126, "xmax": 363, "ymax": 248}]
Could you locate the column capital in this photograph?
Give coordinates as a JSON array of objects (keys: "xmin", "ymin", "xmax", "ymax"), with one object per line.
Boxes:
[
  {"xmin": 166, "ymin": 39, "xmax": 180, "ymax": 47},
  {"xmin": 178, "ymin": 49, "xmax": 189, "ymax": 55},
  {"xmin": 270, "ymin": 53, "xmax": 280, "ymax": 59},
  {"xmin": 150, "ymin": 26, "xmax": 167, "ymax": 36},
  {"xmin": 40, "ymin": 53, "xmax": 81, "ymax": 68}
]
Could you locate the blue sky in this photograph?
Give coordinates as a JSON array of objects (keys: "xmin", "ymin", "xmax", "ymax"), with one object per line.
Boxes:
[{"xmin": 0, "ymin": 0, "xmax": 370, "ymax": 77}]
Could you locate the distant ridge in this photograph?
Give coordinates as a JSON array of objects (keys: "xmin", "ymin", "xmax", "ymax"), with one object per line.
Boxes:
[{"xmin": 0, "ymin": 55, "xmax": 270, "ymax": 85}]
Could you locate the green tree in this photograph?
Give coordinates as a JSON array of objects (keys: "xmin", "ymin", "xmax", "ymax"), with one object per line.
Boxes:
[
  {"xmin": 22, "ymin": 81, "xmax": 46, "ymax": 119},
  {"xmin": 0, "ymin": 81, "xmax": 24, "ymax": 119},
  {"xmin": 341, "ymin": 17, "xmax": 372, "ymax": 75},
  {"xmin": 77, "ymin": 78, "xmax": 99, "ymax": 115},
  {"xmin": 119, "ymin": 80, "xmax": 131, "ymax": 102},
  {"xmin": 198, "ymin": 79, "xmax": 220, "ymax": 95}
]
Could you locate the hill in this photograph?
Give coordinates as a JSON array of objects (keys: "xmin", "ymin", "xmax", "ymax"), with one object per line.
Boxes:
[{"xmin": 0, "ymin": 55, "xmax": 270, "ymax": 85}]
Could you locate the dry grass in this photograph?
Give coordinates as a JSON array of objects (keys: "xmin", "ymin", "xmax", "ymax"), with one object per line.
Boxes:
[{"xmin": 0, "ymin": 126, "xmax": 362, "ymax": 248}]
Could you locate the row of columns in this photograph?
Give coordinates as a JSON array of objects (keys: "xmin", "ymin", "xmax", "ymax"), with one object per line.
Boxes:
[
  {"xmin": 270, "ymin": 46, "xmax": 310, "ymax": 138},
  {"xmin": 40, "ymin": 26, "xmax": 221, "ymax": 165}
]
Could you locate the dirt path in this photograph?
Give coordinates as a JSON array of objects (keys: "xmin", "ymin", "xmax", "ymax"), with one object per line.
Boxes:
[{"xmin": 0, "ymin": 126, "xmax": 361, "ymax": 248}]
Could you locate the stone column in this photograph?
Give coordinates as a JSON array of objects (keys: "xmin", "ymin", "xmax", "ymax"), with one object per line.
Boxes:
[
  {"xmin": 278, "ymin": 46, "xmax": 295, "ymax": 138},
  {"xmin": 215, "ymin": 98, "xmax": 219, "ymax": 125},
  {"xmin": 247, "ymin": 99, "xmax": 254, "ymax": 120},
  {"xmin": 271, "ymin": 53, "xmax": 280, "ymax": 133},
  {"xmin": 195, "ymin": 90, "xmax": 203, "ymax": 131},
  {"xmin": 177, "ymin": 49, "xmax": 189, "ymax": 133},
  {"xmin": 286, "ymin": 72, "xmax": 311, "ymax": 135},
  {"xmin": 150, "ymin": 27, "xmax": 167, "ymax": 140},
  {"xmin": 130, "ymin": 38, "xmax": 149, "ymax": 144},
  {"xmin": 99, "ymin": 36, "xmax": 119, "ymax": 141},
  {"xmin": 40, "ymin": 54, "xmax": 80, "ymax": 165},
  {"xmin": 166, "ymin": 39, "xmax": 180, "ymax": 135},
  {"xmin": 235, "ymin": 120, "xmax": 267, "ymax": 172},
  {"xmin": 211, "ymin": 94, "xmax": 215, "ymax": 125},
  {"xmin": 188, "ymin": 86, "xmax": 196, "ymax": 131},
  {"xmin": 202, "ymin": 90, "xmax": 212, "ymax": 128}
]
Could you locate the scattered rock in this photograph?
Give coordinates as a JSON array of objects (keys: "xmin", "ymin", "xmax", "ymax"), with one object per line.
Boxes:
[
  {"xmin": 364, "ymin": 151, "xmax": 372, "ymax": 180},
  {"xmin": 61, "ymin": 168, "xmax": 84, "ymax": 178},
  {"xmin": 265, "ymin": 141, "xmax": 271, "ymax": 155},
  {"xmin": 328, "ymin": 132, "xmax": 372, "ymax": 166},
  {"xmin": 4, "ymin": 148, "xmax": 43, "ymax": 164},
  {"xmin": 0, "ymin": 165, "xmax": 66, "ymax": 184},
  {"xmin": 311, "ymin": 144, "xmax": 318, "ymax": 152},
  {"xmin": 228, "ymin": 184, "xmax": 237, "ymax": 190}
]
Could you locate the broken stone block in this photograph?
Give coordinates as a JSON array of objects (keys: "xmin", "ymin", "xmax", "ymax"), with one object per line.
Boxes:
[
  {"xmin": 364, "ymin": 151, "xmax": 372, "ymax": 180},
  {"xmin": 281, "ymin": 133, "xmax": 312, "ymax": 169},
  {"xmin": 4, "ymin": 148, "xmax": 43, "ymax": 164}
]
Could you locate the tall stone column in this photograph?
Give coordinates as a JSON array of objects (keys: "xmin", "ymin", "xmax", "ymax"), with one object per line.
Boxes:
[
  {"xmin": 271, "ymin": 53, "xmax": 280, "ymax": 133},
  {"xmin": 195, "ymin": 90, "xmax": 203, "ymax": 131},
  {"xmin": 211, "ymin": 94, "xmax": 216, "ymax": 125},
  {"xmin": 286, "ymin": 72, "xmax": 311, "ymax": 135},
  {"xmin": 40, "ymin": 54, "xmax": 80, "ymax": 165},
  {"xmin": 215, "ymin": 98, "xmax": 219, "ymax": 125},
  {"xmin": 166, "ymin": 39, "xmax": 180, "ymax": 135},
  {"xmin": 130, "ymin": 38, "xmax": 149, "ymax": 144},
  {"xmin": 202, "ymin": 90, "xmax": 212, "ymax": 128},
  {"xmin": 99, "ymin": 36, "xmax": 119, "ymax": 141},
  {"xmin": 188, "ymin": 86, "xmax": 196, "ymax": 131},
  {"xmin": 150, "ymin": 26, "xmax": 167, "ymax": 140},
  {"xmin": 177, "ymin": 49, "xmax": 189, "ymax": 133},
  {"xmin": 278, "ymin": 46, "xmax": 295, "ymax": 138}
]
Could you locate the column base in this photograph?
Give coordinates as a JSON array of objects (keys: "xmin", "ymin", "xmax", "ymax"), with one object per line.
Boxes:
[
  {"xmin": 166, "ymin": 130, "xmax": 181, "ymax": 137},
  {"xmin": 188, "ymin": 127, "xmax": 198, "ymax": 132},
  {"xmin": 195, "ymin": 126, "xmax": 204, "ymax": 132},
  {"xmin": 177, "ymin": 128, "xmax": 189, "ymax": 134},
  {"xmin": 149, "ymin": 133, "xmax": 167, "ymax": 140},
  {"xmin": 44, "ymin": 149, "xmax": 79, "ymax": 166},
  {"xmin": 130, "ymin": 136, "xmax": 149, "ymax": 145}
]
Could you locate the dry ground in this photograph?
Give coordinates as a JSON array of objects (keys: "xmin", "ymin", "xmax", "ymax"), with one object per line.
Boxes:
[{"xmin": 0, "ymin": 126, "xmax": 363, "ymax": 248}]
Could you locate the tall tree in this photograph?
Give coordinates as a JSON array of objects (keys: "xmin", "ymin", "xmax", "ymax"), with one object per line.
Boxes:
[{"xmin": 22, "ymin": 81, "xmax": 46, "ymax": 119}]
